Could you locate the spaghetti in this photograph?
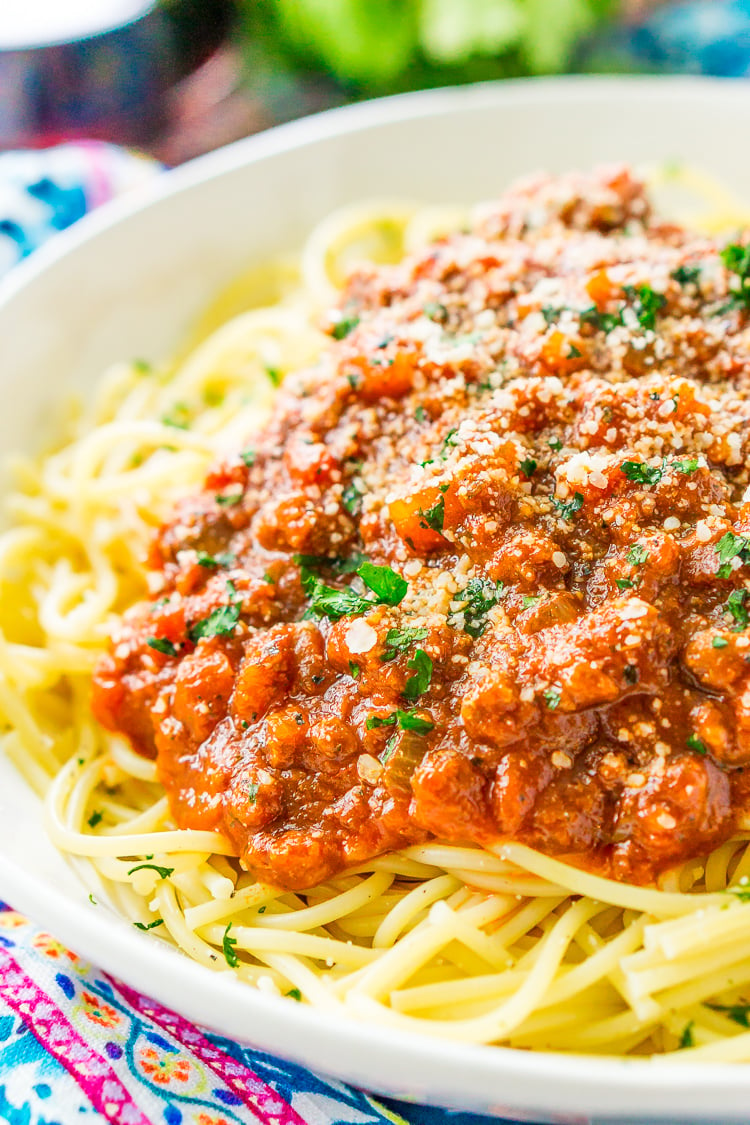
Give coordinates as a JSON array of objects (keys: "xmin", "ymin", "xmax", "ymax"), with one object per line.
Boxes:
[{"xmin": 5, "ymin": 166, "xmax": 750, "ymax": 1059}]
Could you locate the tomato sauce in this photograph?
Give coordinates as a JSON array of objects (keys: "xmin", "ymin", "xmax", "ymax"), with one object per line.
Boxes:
[{"xmin": 93, "ymin": 166, "xmax": 750, "ymax": 889}]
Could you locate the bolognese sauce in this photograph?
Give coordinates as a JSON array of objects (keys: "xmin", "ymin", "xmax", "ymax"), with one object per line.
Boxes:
[{"xmin": 92, "ymin": 166, "xmax": 750, "ymax": 890}]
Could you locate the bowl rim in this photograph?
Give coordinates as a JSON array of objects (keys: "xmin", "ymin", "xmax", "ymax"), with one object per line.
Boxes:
[{"xmin": 3, "ymin": 74, "xmax": 750, "ymax": 1119}]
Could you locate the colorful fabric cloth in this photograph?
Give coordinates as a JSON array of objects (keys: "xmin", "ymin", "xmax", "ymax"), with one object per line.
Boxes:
[{"xmin": 0, "ymin": 902, "xmax": 505, "ymax": 1125}]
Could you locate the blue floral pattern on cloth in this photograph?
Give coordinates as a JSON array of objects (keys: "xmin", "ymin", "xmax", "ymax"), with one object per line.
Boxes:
[{"xmin": 0, "ymin": 903, "xmax": 532, "ymax": 1125}]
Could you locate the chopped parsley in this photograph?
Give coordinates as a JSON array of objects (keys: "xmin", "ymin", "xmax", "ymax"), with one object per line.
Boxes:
[
  {"xmin": 403, "ymin": 649, "xmax": 433, "ymax": 699},
  {"xmin": 349, "ymin": 661, "xmax": 360, "ymax": 678},
  {"xmin": 381, "ymin": 625, "xmax": 428, "ymax": 661},
  {"xmin": 366, "ymin": 709, "xmax": 434, "ymax": 734},
  {"xmin": 441, "ymin": 428, "xmax": 459, "ymax": 458},
  {"xmin": 196, "ymin": 551, "xmax": 236, "ymax": 569},
  {"xmin": 265, "ymin": 366, "xmax": 282, "ymax": 387},
  {"xmin": 620, "ymin": 460, "xmax": 663, "ymax": 486},
  {"xmin": 720, "ymin": 242, "xmax": 750, "ymax": 310},
  {"xmin": 286, "ymin": 988, "xmax": 302, "ymax": 1001},
  {"xmin": 342, "ymin": 480, "xmax": 364, "ymax": 516},
  {"xmin": 222, "ymin": 922, "xmax": 239, "ymax": 968},
  {"xmin": 161, "ymin": 402, "xmax": 191, "ymax": 429},
  {"xmin": 87, "ymin": 811, "xmax": 102, "ymax": 829},
  {"xmin": 522, "ymin": 595, "xmax": 541, "ymax": 609},
  {"xmin": 415, "ymin": 405, "xmax": 427, "ymax": 423},
  {"xmin": 671, "ymin": 264, "xmax": 702, "ymax": 287},
  {"xmin": 301, "ymin": 561, "xmax": 407, "ymax": 621},
  {"xmin": 686, "ymin": 733, "xmax": 707, "ymax": 755},
  {"xmin": 567, "ymin": 344, "xmax": 582, "ymax": 358},
  {"xmin": 548, "ymin": 436, "xmax": 563, "ymax": 452},
  {"xmin": 215, "ymin": 491, "xmax": 243, "ymax": 507},
  {"xmin": 449, "ymin": 577, "xmax": 504, "ymax": 638},
  {"xmin": 679, "ymin": 1022, "xmax": 695, "ymax": 1050},
  {"xmin": 579, "ymin": 306, "xmax": 623, "ymax": 333},
  {"xmin": 134, "ymin": 919, "xmax": 164, "ymax": 931},
  {"xmin": 725, "ymin": 588, "xmax": 749, "ymax": 631},
  {"xmin": 616, "ymin": 578, "xmax": 636, "ymax": 591},
  {"xmin": 725, "ymin": 881, "xmax": 750, "ymax": 902},
  {"xmin": 419, "ymin": 495, "xmax": 445, "ymax": 533},
  {"xmin": 331, "ymin": 315, "xmax": 360, "ymax": 340},
  {"xmin": 246, "ymin": 783, "xmax": 258, "ymax": 805},
  {"xmin": 380, "ymin": 734, "xmax": 398, "ymax": 765},
  {"xmin": 127, "ymin": 863, "xmax": 174, "ymax": 880},
  {"xmin": 519, "ymin": 457, "xmax": 537, "ymax": 478},
  {"xmin": 551, "ymin": 492, "xmax": 584, "ymax": 521},
  {"xmin": 239, "ymin": 447, "xmax": 256, "ymax": 466},
  {"xmin": 358, "ymin": 562, "xmax": 408, "ymax": 605},
  {"xmin": 715, "ymin": 531, "xmax": 750, "ymax": 579},
  {"xmin": 147, "ymin": 637, "xmax": 178, "ymax": 657},
  {"xmin": 189, "ymin": 602, "xmax": 241, "ymax": 641},
  {"xmin": 626, "ymin": 544, "xmax": 649, "ymax": 566},
  {"xmin": 543, "ymin": 688, "xmax": 561, "ymax": 710},
  {"xmin": 622, "ymin": 284, "xmax": 667, "ymax": 331},
  {"xmin": 708, "ymin": 1004, "xmax": 750, "ymax": 1027},
  {"xmin": 712, "ymin": 636, "xmax": 729, "ymax": 649}
]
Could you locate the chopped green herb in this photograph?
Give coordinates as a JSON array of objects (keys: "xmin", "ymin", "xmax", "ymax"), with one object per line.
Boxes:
[
  {"xmin": 381, "ymin": 625, "xmax": 428, "ymax": 661},
  {"xmin": 134, "ymin": 919, "xmax": 164, "ymax": 931},
  {"xmin": 623, "ymin": 664, "xmax": 639, "ymax": 685},
  {"xmin": 286, "ymin": 988, "xmax": 302, "ymax": 1001},
  {"xmin": 301, "ymin": 571, "xmax": 373, "ymax": 620},
  {"xmin": 87, "ymin": 811, "xmax": 102, "ymax": 829},
  {"xmin": 620, "ymin": 460, "xmax": 663, "ymax": 486},
  {"xmin": 342, "ymin": 480, "xmax": 364, "ymax": 516},
  {"xmin": 367, "ymin": 709, "xmax": 434, "ymax": 734},
  {"xmin": 687, "ymin": 733, "xmax": 707, "ymax": 755},
  {"xmin": 567, "ymin": 344, "xmax": 582, "ymax": 358},
  {"xmin": 715, "ymin": 531, "xmax": 750, "ymax": 579},
  {"xmin": 127, "ymin": 863, "xmax": 174, "ymax": 880},
  {"xmin": 415, "ymin": 405, "xmax": 427, "ymax": 423},
  {"xmin": 419, "ymin": 495, "xmax": 445, "ymax": 533},
  {"xmin": 331, "ymin": 315, "xmax": 360, "ymax": 340},
  {"xmin": 721, "ymin": 242, "xmax": 750, "ymax": 309},
  {"xmin": 265, "ymin": 366, "xmax": 282, "ymax": 387},
  {"xmin": 403, "ymin": 649, "xmax": 433, "ymax": 699},
  {"xmin": 88, "ymin": 893, "xmax": 97, "ymax": 905},
  {"xmin": 215, "ymin": 491, "xmax": 243, "ymax": 507},
  {"xmin": 449, "ymin": 577, "xmax": 504, "ymax": 638},
  {"xmin": 541, "ymin": 306, "xmax": 562, "ymax": 324},
  {"xmin": 246, "ymin": 782, "xmax": 258, "ymax": 805},
  {"xmin": 580, "ymin": 306, "xmax": 623, "ymax": 333},
  {"xmin": 349, "ymin": 661, "xmax": 360, "ymax": 679},
  {"xmin": 161, "ymin": 402, "xmax": 191, "ymax": 429},
  {"xmin": 616, "ymin": 578, "xmax": 636, "ymax": 591},
  {"xmin": 196, "ymin": 551, "xmax": 236, "ymax": 569},
  {"xmin": 519, "ymin": 457, "xmax": 537, "ymax": 478},
  {"xmin": 357, "ymin": 562, "xmax": 408, "ymax": 606},
  {"xmin": 622, "ymin": 284, "xmax": 667, "ymax": 331},
  {"xmin": 679, "ymin": 1021, "xmax": 695, "ymax": 1050},
  {"xmin": 627, "ymin": 544, "xmax": 649, "ymax": 566},
  {"xmin": 543, "ymin": 688, "xmax": 561, "ymax": 710},
  {"xmin": 132, "ymin": 358, "xmax": 152, "ymax": 374},
  {"xmin": 726, "ymin": 589, "xmax": 750, "ymax": 631},
  {"xmin": 380, "ymin": 734, "xmax": 398, "ymax": 764},
  {"xmin": 674, "ymin": 457, "xmax": 699, "ymax": 475},
  {"xmin": 551, "ymin": 492, "xmax": 584, "ymax": 521},
  {"xmin": 522, "ymin": 595, "xmax": 541, "ymax": 609},
  {"xmin": 671, "ymin": 264, "xmax": 702, "ymax": 287},
  {"xmin": 189, "ymin": 602, "xmax": 241, "ymax": 641},
  {"xmin": 712, "ymin": 636, "xmax": 729, "ymax": 649},
  {"xmin": 725, "ymin": 881, "xmax": 750, "ymax": 902},
  {"xmin": 548, "ymin": 436, "xmax": 563, "ymax": 452},
  {"xmin": 239, "ymin": 448, "xmax": 256, "ymax": 467},
  {"xmin": 222, "ymin": 922, "xmax": 239, "ymax": 968},
  {"xmin": 441, "ymin": 428, "xmax": 459, "ymax": 458},
  {"xmin": 708, "ymin": 1004, "xmax": 750, "ymax": 1027},
  {"xmin": 147, "ymin": 637, "xmax": 178, "ymax": 657}
]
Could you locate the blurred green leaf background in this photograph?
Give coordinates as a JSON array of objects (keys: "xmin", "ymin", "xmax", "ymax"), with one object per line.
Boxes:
[{"xmin": 240, "ymin": 0, "xmax": 623, "ymax": 99}]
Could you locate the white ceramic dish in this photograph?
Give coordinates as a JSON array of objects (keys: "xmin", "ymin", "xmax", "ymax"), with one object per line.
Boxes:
[{"xmin": 2, "ymin": 76, "xmax": 750, "ymax": 1125}]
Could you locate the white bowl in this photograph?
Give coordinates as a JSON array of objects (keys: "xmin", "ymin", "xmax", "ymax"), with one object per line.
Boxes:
[{"xmin": 2, "ymin": 76, "xmax": 750, "ymax": 1125}]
